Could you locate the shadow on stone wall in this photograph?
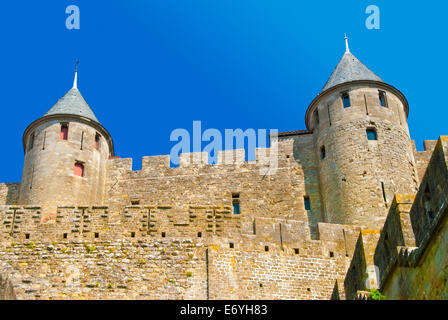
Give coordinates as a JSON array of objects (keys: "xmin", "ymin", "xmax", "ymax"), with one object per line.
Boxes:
[
  {"xmin": 0, "ymin": 183, "xmax": 20, "ymax": 205},
  {"xmin": 292, "ymin": 134, "xmax": 324, "ymax": 239},
  {"xmin": 0, "ymin": 272, "xmax": 17, "ymax": 300}
]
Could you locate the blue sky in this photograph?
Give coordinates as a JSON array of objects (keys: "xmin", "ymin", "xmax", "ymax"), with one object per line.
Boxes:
[{"xmin": 0, "ymin": 1, "xmax": 446, "ymax": 181}]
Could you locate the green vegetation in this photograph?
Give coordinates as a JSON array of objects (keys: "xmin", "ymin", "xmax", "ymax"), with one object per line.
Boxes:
[
  {"xmin": 369, "ymin": 289, "xmax": 386, "ymax": 300},
  {"xmin": 85, "ymin": 244, "xmax": 96, "ymax": 254}
]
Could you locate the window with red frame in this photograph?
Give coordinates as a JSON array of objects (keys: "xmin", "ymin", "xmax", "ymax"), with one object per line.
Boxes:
[
  {"xmin": 60, "ymin": 123, "xmax": 68, "ymax": 140},
  {"xmin": 95, "ymin": 133, "xmax": 100, "ymax": 150},
  {"xmin": 74, "ymin": 162, "xmax": 84, "ymax": 177}
]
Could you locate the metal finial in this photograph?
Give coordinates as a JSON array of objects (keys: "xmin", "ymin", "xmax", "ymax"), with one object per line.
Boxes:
[
  {"xmin": 73, "ymin": 59, "xmax": 79, "ymax": 88},
  {"xmin": 344, "ymin": 34, "xmax": 350, "ymax": 53}
]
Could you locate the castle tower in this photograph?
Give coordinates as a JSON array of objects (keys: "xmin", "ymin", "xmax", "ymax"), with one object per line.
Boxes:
[
  {"xmin": 18, "ymin": 69, "xmax": 114, "ymax": 207},
  {"xmin": 306, "ymin": 37, "xmax": 419, "ymax": 229}
]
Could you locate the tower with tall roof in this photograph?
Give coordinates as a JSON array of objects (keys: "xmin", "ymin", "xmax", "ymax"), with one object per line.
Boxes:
[
  {"xmin": 305, "ymin": 36, "xmax": 419, "ymax": 228},
  {"xmin": 18, "ymin": 68, "xmax": 114, "ymax": 207}
]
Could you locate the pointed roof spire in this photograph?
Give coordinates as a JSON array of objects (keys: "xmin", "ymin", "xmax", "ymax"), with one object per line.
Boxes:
[
  {"xmin": 43, "ymin": 63, "xmax": 100, "ymax": 123},
  {"xmin": 321, "ymin": 36, "xmax": 384, "ymax": 92},
  {"xmin": 345, "ymin": 33, "xmax": 350, "ymax": 53},
  {"xmin": 73, "ymin": 59, "xmax": 79, "ymax": 89}
]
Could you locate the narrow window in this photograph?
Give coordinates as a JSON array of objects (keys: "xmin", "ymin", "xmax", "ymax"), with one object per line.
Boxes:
[
  {"xmin": 30, "ymin": 167, "xmax": 34, "ymax": 189},
  {"xmin": 42, "ymin": 131, "xmax": 46, "ymax": 150},
  {"xmin": 63, "ymin": 233, "xmax": 68, "ymax": 239},
  {"xmin": 229, "ymin": 242, "xmax": 234, "ymax": 249},
  {"xmin": 198, "ymin": 232, "xmax": 202, "ymax": 238},
  {"xmin": 366, "ymin": 128, "xmax": 378, "ymax": 141},
  {"xmin": 80, "ymin": 131, "xmax": 84, "ymax": 150},
  {"xmin": 232, "ymin": 193, "xmax": 240, "ymax": 215},
  {"xmin": 60, "ymin": 123, "xmax": 69, "ymax": 140},
  {"xmin": 342, "ymin": 92, "xmax": 351, "ymax": 108},
  {"xmin": 233, "ymin": 200, "xmax": 240, "ymax": 215},
  {"xmin": 94, "ymin": 232, "xmax": 99, "ymax": 238},
  {"xmin": 314, "ymin": 109, "xmax": 319, "ymax": 125},
  {"xmin": 379, "ymin": 91, "xmax": 388, "ymax": 107},
  {"xmin": 25, "ymin": 233, "xmax": 30, "ymax": 240},
  {"xmin": 330, "ymin": 251, "xmax": 334, "ymax": 258},
  {"xmin": 147, "ymin": 209, "xmax": 151, "ymax": 235},
  {"xmin": 28, "ymin": 133, "xmax": 35, "ymax": 151},
  {"xmin": 131, "ymin": 200, "xmax": 140, "ymax": 205},
  {"xmin": 95, "ymin": 133, "xmax": 100, "ymax": 150},
  {"xmin": 74, "ymin": 162, "xmax": 84, "ymax": 177},
  {"xmin": 304, "ymin": 196, "xmax": 311, "ymax": 210},
  {"xmin": 161, "ymin": 232, "xmax": 166, "ymax": 238},
  {"xmin": 294, "ymin": 248, "xmax": 300, "ymax": 255},
  {"xmin": 130, "ymin": 232, "xmax": 135, "ymax": 238},
  {"xmin": 320, "ymin": 146, "xmax": 326, "ymax": 160},
  {"xmin": 381, "ymin": 182, "xmax": 388, "ymax": 208},
  {"xmin": 423, "ymin": 185, "xmax": 434, "ymax": 220},
  {"xmin": 265, "ymin": 246, "xmax": 269, "ymax": 252}
]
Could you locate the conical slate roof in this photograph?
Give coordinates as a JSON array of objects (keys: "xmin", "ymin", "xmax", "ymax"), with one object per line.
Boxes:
[
  {"xmin": 44, "ymin": 86, "xmax": 99, "ymax": 123},
  {"xmin": 321, "ymin": 51, "xmax": 384, "ymax": 92}
]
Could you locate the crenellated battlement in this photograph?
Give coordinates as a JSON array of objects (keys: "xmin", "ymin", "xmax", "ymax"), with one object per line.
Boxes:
[
  {"xmin": 108, "ymin": 145, "xmax": 285, "ymax": 174},
  {"xmin": 342, "ymin": 137, "xmax": 448, "ymax": 300}
]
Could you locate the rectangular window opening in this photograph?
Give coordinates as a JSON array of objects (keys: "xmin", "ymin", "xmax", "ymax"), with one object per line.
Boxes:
[
  {"xmin": 63, "ymin": 233, "xmax": 68, "ymax": 239},
  {"xmin": 294, "ymin": 248, "xmax": 300, "ymax": 255},
  {"xmin": 161, "ymin": 232, "xmax": 166, "ymax": 238},
  {"xmin": 233, "ymin": 200, "xmax": 240, "ymax": 215},
  {"xmin": 367, "ymin": 128, "xmax": 378, "ymax": 141},
  {"xmin": 198, "ymin": 232, "xmax": 202, "ymax": 238},
  {"xmin": 74, "ymin": 162, "xmax": 84, "ymax": 177},
  {"xmin": 28, "ymin": 133, "xmax": 35, "ymax": 151},
  {"xmin": 379, "ymin": 91, "xmax": 388, "ymax": 107},
  {"xmin": 320, "ymin": 146, "xmax": 326, "ymax": 160},
  {"xmin": 131, "ymin": 232, "xmax": 135, "ymax": 238},
  {"xmin": 131, "ymin": 200, "xmax": 140, "ymax": 205},
  {"xmin": 229, "ymin": 242, "xmax": 234, "ymax": 249},
  {"xmin": 304, "ymin": 196, "xmax": 311, "ymax": 211},
  {"xmin": 95, "ymin": 133, "xmax": 101, "ymax": 150},
  {"xmin": 60, "ymin": 123, "xmax": 69, "ymax": 140},
  {"xmin": 25, "ymin": 233, "xmax": 30, "ymax": 240},
  {"xmin": 342, "ymin": 92, "xmax": 351, "ymax": 108},
  {"xmin": 265, "ymin": 246, "xmax": 269, "ymax": 252},
  {"xmin": 94, "ymin": 232, "xmax": 99, "ymax": 238}
]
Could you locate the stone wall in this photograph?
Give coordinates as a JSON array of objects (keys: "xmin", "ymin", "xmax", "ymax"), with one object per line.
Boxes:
[
  {"xmin": 380, "ymin": 204, "xmax": 448, "ymax": 299},
  {"xmin": 105, "ymin": 137, "xmax": 325, "ymax": 239},
  {"xmin": 343, "ymin": 229, "xmax": 380, "ymax": 300},
  {"xmin": 342, "ymin": 137, "xmax": 448, "ymax": 300},
  {"xmin": 207, "ymin": 239, "xmax": 350, "ymax": 300},
  {"xmin": 0, "ymin": 183, "xmax": 20, "ymax": 205},
  {"xmin": 19, "ymin": 119, "xmax": 110, "ymax": 208},
  {"xmin": 0, "ymin": 239, "xmax": 207, "ymax": 300},
  {"xmin": 0, "ymin": 201, "xmax": 358, "ymax": 300},
  {"xmin": 412, "ymin": 140, "xmax": 438, "ymax": 183},
  {"xmin": 311, "ymin": 85, "xmax": 419, "ymax": 229}
]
